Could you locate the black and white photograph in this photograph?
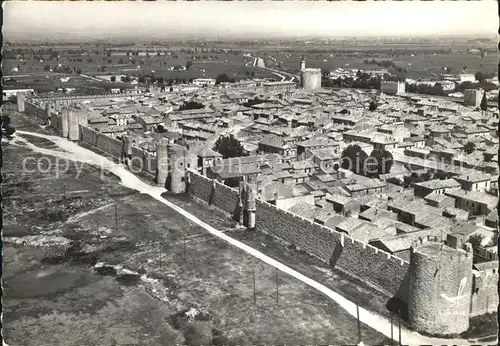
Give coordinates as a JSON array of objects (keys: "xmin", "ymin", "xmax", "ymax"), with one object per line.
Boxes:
[{"xmin": 1, "ymin": 1, "xmax": 499, "ymax": 345}]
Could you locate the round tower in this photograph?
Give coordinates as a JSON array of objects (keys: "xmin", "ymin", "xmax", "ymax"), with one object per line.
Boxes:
[
  {"xmin": 156, "ymin": 139, "xmax": 169, "ymax": 188},
  {"xmin": 301, "ymin": 68, "xmax": 322, "ymax": 91},
  {"xmin": 243, "ymin": 182, "xmax": 257, "ymax": 230},
  {"xmin": 44, "ymin": 103, "xmax": 51, "ymax": 124},
  {"xmin": 408, "ymin": 242, "xmax": 473, "ymax": 335},
  {"xmin": 168, "ymin": 143, "xmax": 187, "ymax": 194},
  {"xmin": 122, "ymin": 136, "xmax": 133, "ymax": 166},
  {"xmin": 60, "ymin": 107, "xmax": 69, "ymax": 138},
  {"xmin": 17, "ymin": 92, "xmax": 26, "ymax": 113},
  {"xmin": 67, "ymin": 107, "xmax": 80, "ymax": 141},
  {"xmin": 300, "ymin": 59, "xmax": 306, "ymax": 72}
]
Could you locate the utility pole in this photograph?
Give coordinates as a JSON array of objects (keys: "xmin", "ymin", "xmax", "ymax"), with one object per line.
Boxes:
[
  {"xmin": 183, "ymin": 231, "xmax": 187, "ymax": 261},
  {"xmin": 252, "ymin": 269, "xmax": 256, "ymax": 305},
  {"xmin": 159, "ymin": 241, "xmax": 162, "ymax": 269},
  {"xmin": 96, "ymin": 213, "xmax": 99, "ymax": 232},
  {"xmin": 390, "ymin": 314, "xmax": 394, "ymax": 346},
  {"xmin": 275, "ymin": 268, "xmax": 279, "ymax": 304},
  {"xmin": 356, "ymin": 304, "xmax": 362, "ymax": 345},
  {"xmin": 115, "ymin": 204, "xmax": 118, "ymax": 231},
  {"xmin": 398, "ymin": 311, "xmax": 402, "ymax": 346}
]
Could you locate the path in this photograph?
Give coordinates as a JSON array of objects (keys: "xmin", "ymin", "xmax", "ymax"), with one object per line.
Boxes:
[
  {"xmin": 246, "ymin": 54, "xmax": 296, "ymax": 83},
  {"xmin": 79, "ymin": 74, "xmax": 103, "ymax": 82},
  {"xmin": 12, "ymin": 130, "xmax": 485, "ymax": 346}
]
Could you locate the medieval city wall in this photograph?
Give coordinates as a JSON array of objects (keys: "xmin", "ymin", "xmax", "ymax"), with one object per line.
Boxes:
[
  {"xmin": 79, "ymin": 125, "xmax": 99, "ymax": 147},
  {"xmin": 95, "ymin": 132, "xmax": 123, "ymax": 158},
  {"xmin": 470, "ymin": 267, "xmax": 499, "ymax": 317},
  {"xmin": 188, "ymin": 173, "xmax": 240, "ymax": 216},
  {"xmin": 24, "ymin": 99, "xmax": 38, "ymax": 117},
  {"xmin": 52, "ymin": 113, "xmax": 62, "ymax": 131},
  {"xmin": 255, "ymin": 198, "xmax": 409, "ymax": 297},
  {"xmin": 143, "ymin": 152, "xmax": 157, "ymax": 175},
  {"xmin": 186, "ymin": 170, "xmax": 409, "ymax": 297}
]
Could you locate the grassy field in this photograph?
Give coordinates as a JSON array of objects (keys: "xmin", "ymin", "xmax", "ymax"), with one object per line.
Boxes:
[{"xmin": 3, "ymin": 112, "xmax": 392, "ymax": 345}]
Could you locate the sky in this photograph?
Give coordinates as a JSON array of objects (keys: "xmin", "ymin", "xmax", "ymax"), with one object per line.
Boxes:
[{"xmin": 3, "ymin": 1, "xmax": 497, "ymax": 40}]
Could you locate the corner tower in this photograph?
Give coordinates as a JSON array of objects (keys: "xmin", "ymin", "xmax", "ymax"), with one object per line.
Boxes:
[{"xmin": 408, "ymin": 242, "xmax": 473, "ymax": 335}]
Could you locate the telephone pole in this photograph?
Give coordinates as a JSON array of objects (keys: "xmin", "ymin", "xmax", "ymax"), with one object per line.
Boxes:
[
  {"xmin": 115, "ymin": 204, "xmax": 118, "ymax": 231},
  {"xmin": 275, "ymin": 268, "xmax": 279, "ymax": 304},
  {"xmin": 183, "ymin": 231, "xmax": 187, "ymax": 261},
  {"xmin": 390, "ymin": 313, "xmax": 394, "ymax": 346},
  {"xmin": 159, "ymin": 241, "xmax": 162, "ymax": 269},
  {"xmin": 398, "ymin": 312, "xmax": 402, "ymax": 346},
  {"xmin": 356, "ymin": 304, "xmax": 362, "ymax": 345},
  {"xmin": 252, "ymin": 269, "xmax": 256, "ymax": 305}
]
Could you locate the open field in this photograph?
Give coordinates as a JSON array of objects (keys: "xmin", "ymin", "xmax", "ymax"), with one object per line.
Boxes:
[
  {"xmin": 3, "ymin": 50, "xmax": 275, "ymax": 85},
  {"xmin": 264, "ymin": 51, "xmax": 497, "ymax": 79},
  {"xmin": 4, "ymin": 39, "xmax": 496, "ymax": 94},
  {"xmin": 3, "ymin": 112, "xmax": 392, "ymax": 345}
]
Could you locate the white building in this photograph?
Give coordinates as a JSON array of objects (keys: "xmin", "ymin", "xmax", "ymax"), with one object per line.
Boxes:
[
  {"xmin": 380, "ymin": 81, "xmax": 405, "ymax": 95},
  {"xmin": 463, "ymin": 89, "xmax": 484, "ymax": 108},
  {"xmin": 192, "ymin": 78, "xmax": 216, "ymax": 87},
  {"xmin": 436, "ymin": 80, "xmax": 456, "ymax": 91},
  {"xmin": 2, "ymin": 88, "xmax": 34, "ymax": 98},
  {"xmin": 459, "ymin": 74, "xmax": 476, "ymax": 83}
]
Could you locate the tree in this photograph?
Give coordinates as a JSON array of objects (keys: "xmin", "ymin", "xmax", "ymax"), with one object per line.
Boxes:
[
  {"xmin": 368, "ymin": 100, "xmax": 378, "ymax": 112},
  {"xmin": 365, "ymin": 149, "xmax": 394, "ymax": 176},
  {"xmin": 44, "ymin": 65, "xmax": 51, "ymax": 71},
  {"xmin": 215, "ymin": 73, "xmax": 233, "ymax": 85},
  {"xmin": 179, "ymin": 101, "xmax": 204, "ymax": 111},
  {"xmin": 463, "ymin": 141, "xmax": 476, "ymax": 154},
  {"xmin": 214, "ymin": 134, "xmax": 246, "ymax": 159},
  {"xmin": 480, "ymin": 93, "xmax": 488, "ymax": 111},
  {"xmin": 340, "ymin": 145, "xmax": 369, "ymax": 175},
  {"xmin": 475, "ymin": 71, "xmax": 487, "ymax": 83},
  {"xmin": 110, "ymin": 76, "xmax": 116, "ymax": 82},
  {"xmin": 468, "ymin": 234, "xmax": 484, "ymax": 251},
  {"xmin": 76, "ymin": 68, "xmax": 82, "ymax": 74},
  {"xmin": 186, "ymin": 61, "xmax": 193, "ymax": 70}
]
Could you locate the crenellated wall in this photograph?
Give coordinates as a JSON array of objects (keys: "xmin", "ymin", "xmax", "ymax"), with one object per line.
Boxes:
[
  {"xmin": 79, "ymin": 125, "xmax": 99, "ymax": 146},
  {"xmin": 255, "ymin": 198, "xmax": 409, "ymax": 297},
  {"xmin": 95, "ymin": 132, "xmax": 123, "ymax": 158},
  {"xmin": 187, "ymin": 171, "xmax": 409, "ymax": 297},
  {"xmin": 188, "ymin": 172, "xmax": 240, "ymax": 216}
]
